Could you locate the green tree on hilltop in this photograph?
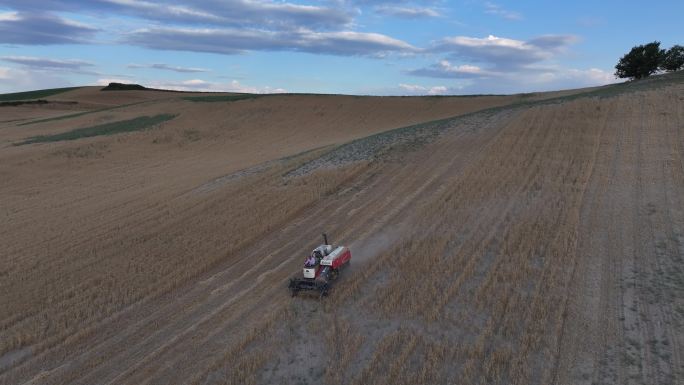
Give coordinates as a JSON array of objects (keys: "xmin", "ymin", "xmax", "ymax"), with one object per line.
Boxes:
[
  {"xmin": 661, "ymin": 45, "xmax": 684, "ymax": 72},
  {"xmin": 615, "ymin": 41, "xmax": 665, "ymax": 80}
]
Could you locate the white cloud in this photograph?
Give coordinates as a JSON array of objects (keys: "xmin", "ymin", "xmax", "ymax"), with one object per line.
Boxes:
[
  {"xmin": 408, "ymin": 63, "xmax": 618, "ymax": 94},
  {"xmin": 426, "ymin": 34, "xmax": 578, "ymax": 72},
  {"xmin": 0, "ymin": 11, "xmax": 21, "ymax": 21},
  {"xmin": 434, "ymin": 34, "xmax": 570, "ymax": 67},
  {"xmin": 0, "ymin": 11, "xmax": 97, "ymax": 45},
  {"xmin": 524, "ymin": 67, "xmax": 617, "ymax": 86},
  {"xmin": 585, "ymin": 68, "xmax": 617, "ymax": 84},
  {"xmin": 427, "ymin": 85, "xmax": 448, "ymax": 95},
  {"xmin": 0, "ymin": 1, "xmax": 419, "ymax": 58},
  {"xmin": 410, "ymin": 32, "xmax": 614, "ymax": 94},
  {"xmin": 1, "ymin": 0, "xmax": 354, "ymax": 30},
  {"xmin": 374, "ymin": 5, "xmax": 440, "ymax": 18},
  {"xmin": 398, "ymin": 83, "xmax": 425, "ymax": 92},
  {"xmin": 125, "ymin": 27, "xmax": 417, "ymax": 57},
  {"xmin": 443, "ymin": 35, "xmax": 526, "ymax": 49},
  {"xmin": 398, "ymin": 83, "xmax": 449, "ymax": 95},
  {"xmin": 451, "ymin": 66, "xmax": 617, "ymax": 94},
  {"xmin": 409, "ymin": 60, "xmax": 497, "ymax": 78},
  {"xmin": 0, "ymin": 56, "xmax": 107, "ymax": 77},
  {"xmin": 94, "ymin": 76, "xmax": 287, "ymax": 95},
  {"xmin": 127, "ymin": 63, "xmax": 210, "ymax": 73},
  {"xmin": 0, "ymin": 66, "xmax": 72, "ymax": 92},
  {"xmin": 2, "ymin": 56, "xmax": 94, "ymax": 69},
  {"xmin": 484, "ymin": 2, "xmax": 522, "ymax": 20}
]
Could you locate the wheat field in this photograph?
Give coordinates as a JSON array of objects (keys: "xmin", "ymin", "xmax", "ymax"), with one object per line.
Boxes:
[{"xmin": 1, "ymin": 75, "xmax": 683, "ymax": 384}]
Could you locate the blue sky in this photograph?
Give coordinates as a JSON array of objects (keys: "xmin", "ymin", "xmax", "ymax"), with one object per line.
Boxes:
[{"xmin": 0, "ymin": 0, "xmax": 682, "ymax": 95}]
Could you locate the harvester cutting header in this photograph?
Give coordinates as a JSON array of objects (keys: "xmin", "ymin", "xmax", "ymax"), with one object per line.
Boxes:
[{"xmin": 288, "ymin": 233, "xmax": 351, "ymax": 298}]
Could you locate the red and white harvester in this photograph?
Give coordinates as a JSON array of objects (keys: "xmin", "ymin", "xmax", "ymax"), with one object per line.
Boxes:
[{"xmin": 288, "ymin": 233, "xmax": 351, "ymax": 297}]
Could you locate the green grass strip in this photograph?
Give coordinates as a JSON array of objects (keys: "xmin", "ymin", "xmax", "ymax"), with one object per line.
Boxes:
[
  {"xmin": 0, "ymin": 87, "xmax": 81, "ymax": 102},
  {"xmin": 182, "ymin": 94, "xmax": 265, "ymax": 102},
  {"xmin": 17, "ymin": 114, "xmax": 176, "ymax": 145}
]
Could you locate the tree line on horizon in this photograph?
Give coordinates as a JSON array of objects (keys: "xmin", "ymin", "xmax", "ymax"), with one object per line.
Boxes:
[{"xmin": 615, "ymin": 41, "xmax": 684, "ymax": 80}]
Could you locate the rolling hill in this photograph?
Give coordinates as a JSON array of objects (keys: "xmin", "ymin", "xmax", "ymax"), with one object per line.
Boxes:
[{"xmin": 1, "ymin": 73, "xmax": 683, "ymax": 385}]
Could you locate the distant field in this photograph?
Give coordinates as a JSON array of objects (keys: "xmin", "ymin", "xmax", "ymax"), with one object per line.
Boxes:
[{"xmin": 0, "ymin": 87, "xmax": 81, "ymax": 102}]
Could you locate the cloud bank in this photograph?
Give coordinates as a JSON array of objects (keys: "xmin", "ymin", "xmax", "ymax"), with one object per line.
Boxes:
[
  {"xmin": 125, "ymin": 27, "xmax": 417, "ymax": 57},
  {"xmin": 0, "ymin": 11, "xmax": 97, "ymax": 45},
  {"xmin": 409, "ymin": 34, "xmax": 615, "ymax": 93},
  {"xmin": 374, "ymin": 5, "xmax": 441, "ymax": 19},
  {"xmin": 0, "ymin": 1, "xmax": 617, "ymax": 94},
  {"xmin": 127, "ymin": 63, "xmax": 210, "ymax": 73}
]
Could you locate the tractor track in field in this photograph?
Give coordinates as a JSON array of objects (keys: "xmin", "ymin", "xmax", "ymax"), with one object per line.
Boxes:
[{"xmin": 555, "ymin": 89, "xmax": 684, "ymax": 385}]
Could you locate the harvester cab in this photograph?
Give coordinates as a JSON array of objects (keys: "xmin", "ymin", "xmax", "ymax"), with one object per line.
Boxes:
[{"xmin": 289, "ymin": 233, "xmax": 351, "ymax": 298}]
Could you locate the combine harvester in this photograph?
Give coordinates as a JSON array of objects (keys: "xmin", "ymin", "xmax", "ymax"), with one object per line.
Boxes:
[{"xmin": 289, "ymin": 233, "xmax": 351, "ymax": 298}]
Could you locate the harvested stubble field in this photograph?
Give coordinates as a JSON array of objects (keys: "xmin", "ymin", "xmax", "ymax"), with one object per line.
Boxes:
[{"xmin": 1, "ymin": 74, "xmax": 683, "ymax": 385}]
